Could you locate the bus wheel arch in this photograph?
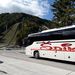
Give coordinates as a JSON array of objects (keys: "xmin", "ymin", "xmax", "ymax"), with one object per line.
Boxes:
[{"xmin": 34, "ymin": 51, "xmax": 40, "ymax": 59}]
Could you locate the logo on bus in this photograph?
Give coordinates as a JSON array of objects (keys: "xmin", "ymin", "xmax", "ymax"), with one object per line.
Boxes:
[{"xmin": 40, "ymin": 42, "xmax": 75, "ymax": 52}]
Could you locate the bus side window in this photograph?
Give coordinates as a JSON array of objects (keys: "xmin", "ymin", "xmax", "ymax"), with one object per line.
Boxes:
[
  {"xmin": 62, "ymin": 28, "xmax": 75, "ymax": 39},
  {"xmin": 49, "ymin": 31, "xmax": 63, "ymax": 40}
]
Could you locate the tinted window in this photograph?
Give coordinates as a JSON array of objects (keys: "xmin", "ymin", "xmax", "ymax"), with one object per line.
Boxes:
[
  {"xmin": 62, "ymin": 28, "xmax": 75, "ymax": 35},
  {"xmin": 36, "ymin": 27, "xmax": 75, "ymax": 40},
  {"xmin": 28, "ymin": 27, "xmax": 75, "ymax": 42},
  {"xmin": 31, "ymin": 30, "xmax": 63, "ymax": 41},
  {"xmin": 62, "ymin": 28, "xmax": 75, "ymax": 39}
]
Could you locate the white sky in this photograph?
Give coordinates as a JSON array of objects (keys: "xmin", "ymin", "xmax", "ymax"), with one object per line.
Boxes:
[{"xmin": 0, "ymin": 0, "xmax": 50, "ymax": 18}]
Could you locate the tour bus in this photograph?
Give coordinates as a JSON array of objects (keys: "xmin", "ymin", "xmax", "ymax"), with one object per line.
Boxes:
[{"xmin": 25, "ymin": 25, "xmax": 75, "ymax": 62}]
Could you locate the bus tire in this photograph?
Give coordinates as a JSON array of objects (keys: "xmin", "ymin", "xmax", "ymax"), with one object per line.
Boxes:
[{"xmin": 34, "ymin": 51, "xmax": 39, "ymax": 59}]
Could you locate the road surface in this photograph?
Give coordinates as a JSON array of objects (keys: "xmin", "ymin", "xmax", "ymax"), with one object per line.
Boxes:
[{"xmin": 0, "ymin": 50, "xmax": 75, "ymax": 75}]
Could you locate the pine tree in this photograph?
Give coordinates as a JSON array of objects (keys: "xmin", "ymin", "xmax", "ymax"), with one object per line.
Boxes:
[{"xmin": 52, "ymin": 0, "xmax": 75, "ymax": 27}]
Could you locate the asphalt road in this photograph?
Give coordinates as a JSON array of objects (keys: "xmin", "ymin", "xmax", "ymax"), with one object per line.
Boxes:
[{"xmin": 0, "ymin": 49, "xmax": 75, "ymax": 72}]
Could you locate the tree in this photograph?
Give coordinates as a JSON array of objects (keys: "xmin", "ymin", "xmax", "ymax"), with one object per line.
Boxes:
[{"xmin": 52, "ymin": 0, "xmax": 75, "ymax": 27}]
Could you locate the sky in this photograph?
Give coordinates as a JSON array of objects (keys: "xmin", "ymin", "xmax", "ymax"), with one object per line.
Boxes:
[{"xmin": 0, "ymin": 0, "xmax": 54, "ymax": 20}]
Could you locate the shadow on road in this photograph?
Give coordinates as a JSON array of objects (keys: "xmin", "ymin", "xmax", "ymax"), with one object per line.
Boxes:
[
  {"xmin": 0, "ymin": 61, "xmax": 3, "ymax": 64},
  {"xmin": 30, "ymin": 57, "xmax": 75, "ymax": 65},
  {"xmin": 0, "ymin": 70, "xmax": 8, "ymax": 74}
]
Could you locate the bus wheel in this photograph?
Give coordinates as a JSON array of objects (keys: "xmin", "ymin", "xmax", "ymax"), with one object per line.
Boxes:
[{"xmin": 34, "ymin": 51, "xmax": 39, "ymax": 59}]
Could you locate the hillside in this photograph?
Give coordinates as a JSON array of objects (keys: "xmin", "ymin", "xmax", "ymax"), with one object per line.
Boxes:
[{"xmin": 0, "ymin": 13, "xmax": 52, "ymax": 47}]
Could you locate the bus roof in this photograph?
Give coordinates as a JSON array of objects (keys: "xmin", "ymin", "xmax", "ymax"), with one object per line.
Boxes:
[
  {"xmin": 28, "ymin": 25, "xmax": 75, "ymax": 37},
  {"xmin": 41, "ymin": 25, "xmax": 75, "ymax": 33}
]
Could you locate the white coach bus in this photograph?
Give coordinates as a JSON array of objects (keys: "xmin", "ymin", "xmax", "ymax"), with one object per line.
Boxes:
[{"xmin": 25, "ymin": 25, "xmax": 75, "ymax": 62}]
